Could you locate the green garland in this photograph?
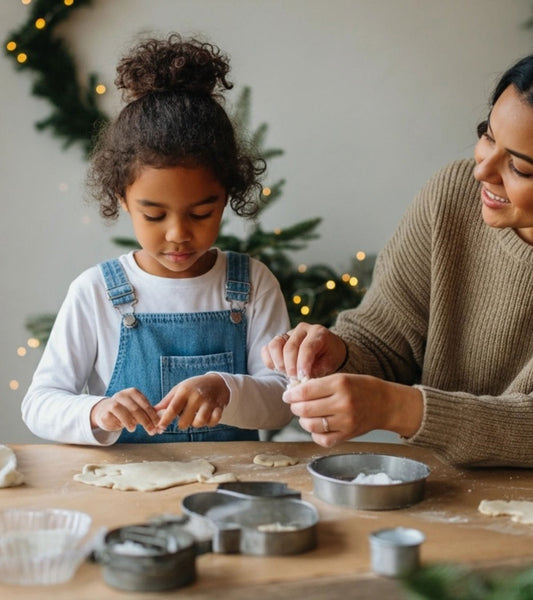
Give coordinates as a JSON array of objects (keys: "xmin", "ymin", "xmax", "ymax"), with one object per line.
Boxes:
[{"xmin": 4, "ymin": 0, "xmax": 108, "ymax": 156}]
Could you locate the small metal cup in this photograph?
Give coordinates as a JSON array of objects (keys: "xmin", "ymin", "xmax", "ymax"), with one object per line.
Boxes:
[{"xmin": 369, "ymin": 527, "xmax": 425, "ymax": 577}]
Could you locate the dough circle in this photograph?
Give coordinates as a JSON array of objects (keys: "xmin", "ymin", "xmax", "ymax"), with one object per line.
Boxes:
[
  {"xmin": 73, "ymin": 459, "xmax": 215, "ymax": 492},
  {"xmin": 253, "ymin": 453, "xmax": 299, "ymax": 467},
  {"xmin": 478, "ymin": 499, "xmax": 533, "ymax": 524}
]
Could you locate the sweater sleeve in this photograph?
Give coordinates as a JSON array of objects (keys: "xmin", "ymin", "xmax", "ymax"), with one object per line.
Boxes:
[
  {"xmin": 332, "ymin": 163, "xmax": 434, "ymax": 383},
  {"xmin": 21, "ymin": 273, "xmax": 120, "ymax": 446},
  {"xmin": 215, "ymin": 260, "xmax": 293, "ymax": 430}
]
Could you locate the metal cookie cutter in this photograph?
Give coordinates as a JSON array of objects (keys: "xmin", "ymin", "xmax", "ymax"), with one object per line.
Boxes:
[
  {"xmin": 181, "ymin": 481, "xmax": 318, "ymax": 556},
  {"xmin": 93, "ymin": 482, "xmax": 318, "ymax": 592},
  {"xmin": 93, "ymin": 522, "xmax": 197, "ymax": 592}
]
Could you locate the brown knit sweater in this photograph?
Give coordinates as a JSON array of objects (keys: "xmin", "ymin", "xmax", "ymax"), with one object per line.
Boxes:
[{"xmin": 332, "ymin": 159, "xmax": 533, "ymax": 467}]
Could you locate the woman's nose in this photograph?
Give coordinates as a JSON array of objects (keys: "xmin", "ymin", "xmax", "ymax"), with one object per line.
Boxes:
[{"xmin": 474, "ymin": 144, "xmax": 503, "ymax": 185}]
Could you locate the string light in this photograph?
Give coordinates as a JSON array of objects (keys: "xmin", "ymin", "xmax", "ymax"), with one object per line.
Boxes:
[
  {"xmin": 35, "ymin": 18, "xmax": 46, "ymax": 29},
  {"xmin": 9, "ymin": 381, "xmax": 19, "ymax": 391},
  {"xmin": 27, "ymin": 338, "xmax": 40, "ymax": 349},
  {"xmin": 273, "ymin": 228, "xmax": 282, "ymax": 235},
  {"xmin": 356, "ymin": 251, "xmax": 366, "ymax": 261},
  {"xmin": 6, "ymin": 41, "xmax": 17, "ymax": 52},
  {"xmin": 21, "ymin": 0, "xmax": 32, "ymax": 5},
  {"xmin": 341, "ymin": 273, "xmax": 350, "ymax": 282},
  {"xmin": 17, "ymin": 347, "xmax": 27, "ymax": 357},
  {"xmin": 17, "ymin": 53, "xmax": 28, "ymax": 64},
  {"xmin": 292, "ymin": 295, "xmax": 302, "ymax": 305},
  {"xmin": 300, "ymin": 306, "xmax": 310, "ymax": 316},
  {"xmin": 326, "ymin": 280, "xmax": 336, "ymax": 290},
  {"xmin": 297, "ymin": 264, "xmax": 307, "ymax": 273},
  {"xmin": 349, "ymin": 276, "xmax": 358, "ymax": 287},
  {"xmin": 95, "ymin": 84, "xmax": 106, "ymax": 95},
  {"xmin": 64, "ymin": 0, "xmax": 75, "ymax": 6},
  {"xmin": 262, "ymin": 187, "xmax": 271, "ymax": 196}
]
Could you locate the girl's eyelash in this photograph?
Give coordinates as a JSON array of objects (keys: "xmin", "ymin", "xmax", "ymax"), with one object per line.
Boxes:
[
  {"xmin": 143, "ymin": 214, "xmax": 165, "ymax": 222},
  {"xmin": 191, "ymin": 212, "xmax": 213, "ymax": 220}
]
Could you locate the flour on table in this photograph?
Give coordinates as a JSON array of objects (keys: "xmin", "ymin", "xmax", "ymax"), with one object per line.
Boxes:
[
  {"xmin": 253, "ymin": 454, "xmax": 299, "ymax": 467},
  {"xmin": 478, "ymin": 499, "xmax": 533, "ymax": 524},
  {"xmin": 0, "ymin": 444, "xmax": 24, "ymax": 488},
  {"xmin": 352, "ymin": 472, "xmax": 402, "ymax": 485},
  {"xmin": 73, "ymin": 459, "xmax": 215, "ymax": 492}
]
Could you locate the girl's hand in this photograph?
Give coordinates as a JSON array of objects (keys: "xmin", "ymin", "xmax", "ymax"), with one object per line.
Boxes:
[
  {"xmin": 261, "ymin": 323, "xmax": 348, "ymax": 380},
  {"xmin": 90, "ymin": 388, "xmax": 160, "ymax": 434},
  {"xmin": 154, "ymin": 373, "xmax": 230, "ymax": 431},
  {"xmin": 282, "ymin": 374, "xmax": 424, "ymax": 446}
]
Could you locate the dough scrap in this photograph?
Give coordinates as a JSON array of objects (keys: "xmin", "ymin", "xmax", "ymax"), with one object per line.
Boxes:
[
  {"xmin": 73, "ymin": 459, "xmax": 215, "ymax": 492},
  {"xmin": 0, "ymin": 444, "xmax": 24, "ymax": 488},
  {"xmin": 253, "ymin": 453, "xmax": 299, "ymax": 467},
  {"xmin": 478, "ymin": 499, "xmax": 533, "ymax": 524},
  {"xmin": 352, "ymin": 472, "xmax": 402, "ymax": 485},
  {"xmin": 198, "ymin": 472, "xmax": 239, "ymax": 484}
]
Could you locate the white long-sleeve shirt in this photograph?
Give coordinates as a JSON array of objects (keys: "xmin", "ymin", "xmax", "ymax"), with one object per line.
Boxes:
[{"xmin": 22, "ymin": 250, "xmax": 292, "ymax": 445}]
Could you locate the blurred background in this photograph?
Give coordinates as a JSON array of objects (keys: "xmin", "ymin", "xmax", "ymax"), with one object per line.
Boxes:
[{"xmin": 1, "ymin": 0, "xmax": 532, "ymax": 443}]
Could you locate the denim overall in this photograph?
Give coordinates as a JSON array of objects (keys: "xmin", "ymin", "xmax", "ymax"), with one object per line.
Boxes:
[{"xmin": 100, "ymin": 252, "xmax": 259, "ymax": 443}]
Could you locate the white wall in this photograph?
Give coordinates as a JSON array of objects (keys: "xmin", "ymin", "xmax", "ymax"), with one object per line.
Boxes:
[{"xmin": 1, "ymin": 0, "xmax": 532, "ymax": 443}]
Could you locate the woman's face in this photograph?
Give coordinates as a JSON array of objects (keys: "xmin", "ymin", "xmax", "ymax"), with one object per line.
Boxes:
[{"xmin": 474, "ymin": 84, "xmax": 533, "ymax": 244}]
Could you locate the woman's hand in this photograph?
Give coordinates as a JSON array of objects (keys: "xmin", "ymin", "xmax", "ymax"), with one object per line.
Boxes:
[
  {"xmin": 283, "ymin": 374, "xmax": 424, "ymax": 446},
  {"xmin": 154, "ymin": 373, "xmax": 230, "ymax": 431},
  {"xmin": 90, "ymin": 388, "xmax": 160, "ymax": 434},
  {"xmin": 261, "ymin": 323, "xmax": 348, "ymax": 380}
]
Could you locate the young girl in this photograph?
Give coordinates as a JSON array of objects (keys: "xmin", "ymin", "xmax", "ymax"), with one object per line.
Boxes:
[{"xmin": 22, "ymin": 34, "xmax": 292, "ymax": 445}]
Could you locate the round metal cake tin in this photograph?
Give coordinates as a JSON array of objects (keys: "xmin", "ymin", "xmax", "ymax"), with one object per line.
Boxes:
[{"xmin": 307, "ymin": 453, "xmax": 430, "ymax": 510}]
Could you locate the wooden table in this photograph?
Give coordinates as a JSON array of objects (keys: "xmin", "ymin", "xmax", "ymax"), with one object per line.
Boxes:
[{"xmin": 1, "ymin": 441, "xmax": 533, "ymax": 599}]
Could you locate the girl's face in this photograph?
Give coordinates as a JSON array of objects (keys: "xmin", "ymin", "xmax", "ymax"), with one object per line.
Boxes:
[
  {"xmin": 121, "ymin": 164, "xmax": 227, "ymax": 278},
  {"xmin": 474, "ymin": 84, "xmax": 533, "ymax": 245}
]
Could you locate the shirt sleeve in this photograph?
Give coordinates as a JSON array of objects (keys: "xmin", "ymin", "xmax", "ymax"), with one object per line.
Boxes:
[
  {"xmin": 217, "ymin": 261, "xmax": 293, "ymax": 430},
  {"xmin": 21, "ymin": 273, "xmax": 120, "ymax": 446}
]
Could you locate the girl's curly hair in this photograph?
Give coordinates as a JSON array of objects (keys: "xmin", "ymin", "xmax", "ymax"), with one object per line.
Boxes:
[{"xmin": 87, "ymin": 34, "xmax": 265, "ymax": 219}]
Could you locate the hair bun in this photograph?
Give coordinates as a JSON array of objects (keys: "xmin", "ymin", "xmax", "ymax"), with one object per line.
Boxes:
[{"xmin": 115, "ymin": 33, "xmax": 233, "ymax": 102}]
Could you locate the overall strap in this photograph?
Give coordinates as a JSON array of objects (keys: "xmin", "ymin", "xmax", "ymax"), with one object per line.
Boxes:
[
  {"xmin": 99, "ymin": 259, "xmax": 138, "ymax": 328},
  {"xmin": 225, "ymin": 251, "xmax": 250, "ymax": 324}
]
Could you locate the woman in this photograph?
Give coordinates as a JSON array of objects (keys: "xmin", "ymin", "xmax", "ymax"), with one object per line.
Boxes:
[{"xmin": 262, "ymin": 54, "xmax": 533, "ymax": 467}]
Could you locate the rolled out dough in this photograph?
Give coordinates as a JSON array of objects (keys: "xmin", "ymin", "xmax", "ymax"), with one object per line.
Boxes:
[
  {"xmin": 73, "ymin": 459, "xmax": 215, "ymax": 492},
  {"xmin": 0, "ymin": 444, "xmax": 24, "ymax": 488},
  {"xmin": 253, "ymin": 453, "xmax": 299, "ymax": 467},
  {"xmin": 478, "ymin": 499, "xmax": 533, "ymax": 524}
]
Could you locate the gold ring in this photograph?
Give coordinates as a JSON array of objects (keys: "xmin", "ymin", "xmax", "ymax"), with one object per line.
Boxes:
[{"xmin": 322, "ymin": 417, "xmax": 330, "ymax": 433}]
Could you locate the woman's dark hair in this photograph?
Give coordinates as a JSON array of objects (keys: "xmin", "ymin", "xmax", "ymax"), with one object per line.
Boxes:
[
  {"xmin": 87, "ymin": 34, "xmax": 265, "ymax": 219},
  {"xmin": 477, "ymin": 53, "xmax": 533, "ymax": 138}
]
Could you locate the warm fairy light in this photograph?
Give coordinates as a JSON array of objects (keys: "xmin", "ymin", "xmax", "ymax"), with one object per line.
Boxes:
[
  {"xmin": 292, "ymin": 295, "xmax": 302, "ymax": 305},
  {"xmin": 297, "ymin": 264, "xmax": 307, "ymax": 273},
  {"xmin": 6, "ymin": 41, "xmax": 17, "ymax": 52},
  {"xmin": 27, "ymin": 338, "xmax": 40, "ymax": 349},
  {"xmin": 349, "ymin": 276, "xmax": 359, "ymax": 287},
  {"xmin": 64, "ymin": 0, "xmax": 75, "ymax": 5},
  {"xmin": 95, "ymin": 84, "xmax": 106, "ymax": 95},
  {"xmin": 21, "ymin": 0, "xmax": 32, "ymax": 5},
  {"xmin": 35, "ymin": 18, "xmax": 46, "ymax": 29},
  {"xmin": 273, "ymin": 228, "xmax": 282, "ymax": 235},
  {"xmin": 341, "ymin": 273, "xmax": 350, "ymax": 282},
  {"xmin": 262, "ymin": 187, "xmax": 271, "ymax": 196},
  {"xmin": 356, "ymin": 251, "xmax": 366, "ymax": 261},
  {"xmin": 17, "ymin": 347, "xmax": 27, "ymax": 357},
  {"xmin": 326, "ymin": 280, "xmax": 336, "ymax": 290},
  {"xmin": 9, "ymin": 380, "xmax": 19, "ymax": 391},
  {"xmin": 17, "ymin": 53, "xmax": 28, "ymax": 63},
  {"xmin": 300, "ymin": 306, "xmax": 310, "ymax": 316}
]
